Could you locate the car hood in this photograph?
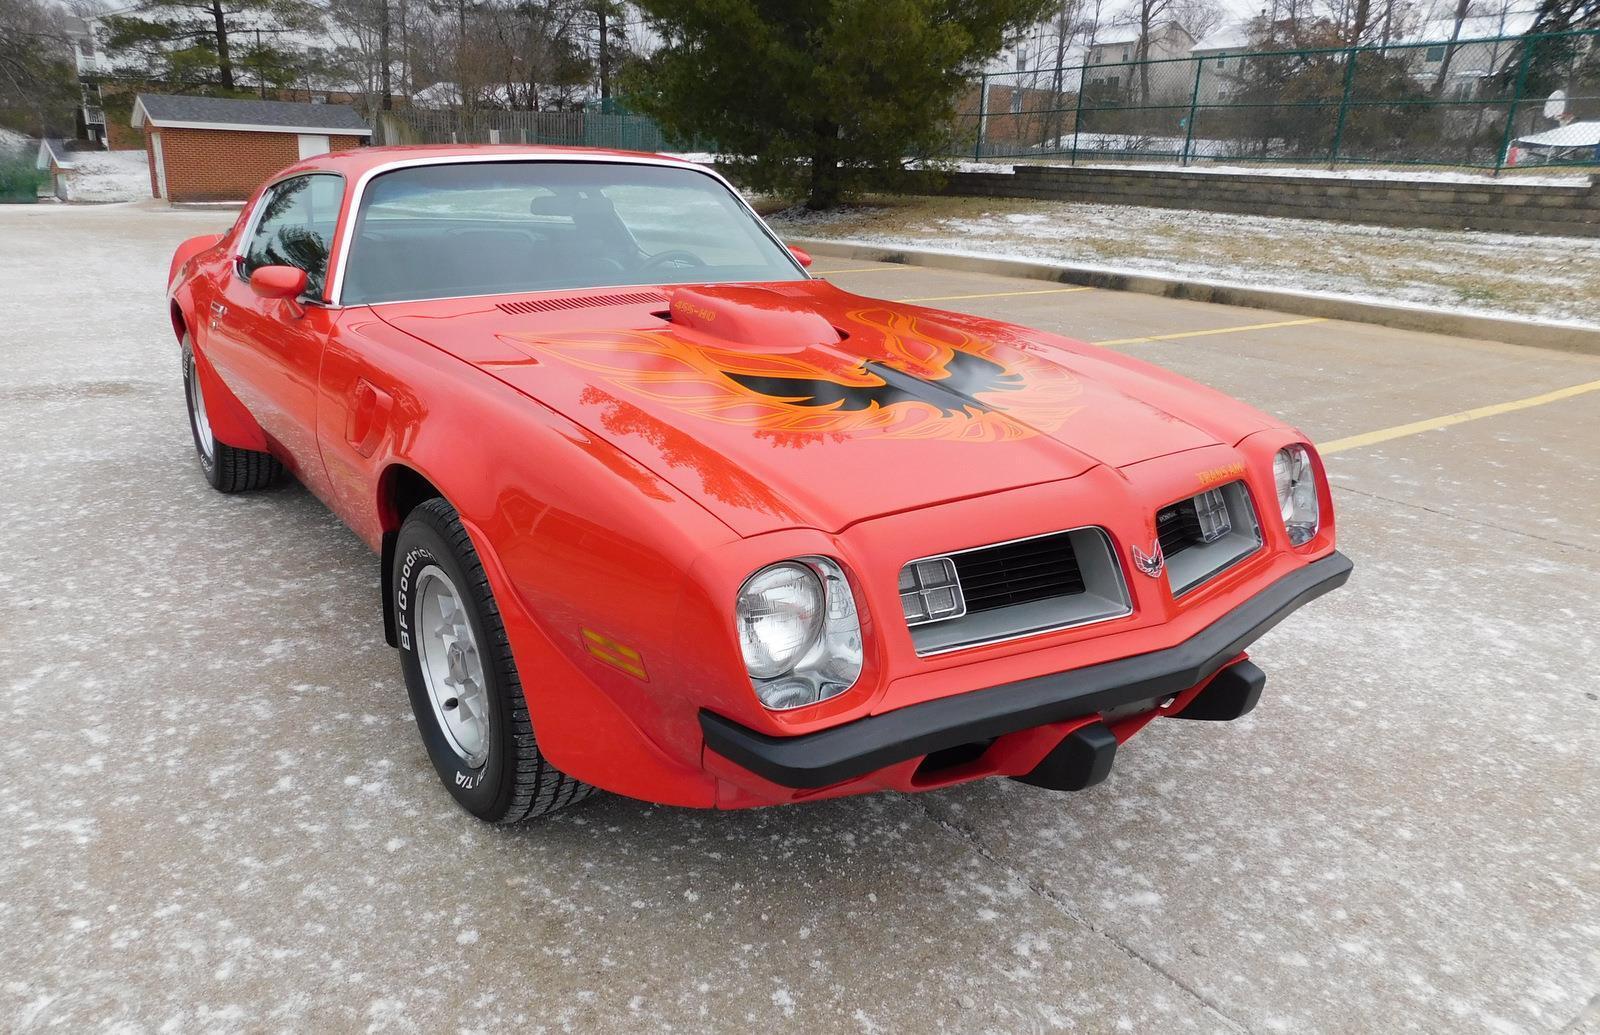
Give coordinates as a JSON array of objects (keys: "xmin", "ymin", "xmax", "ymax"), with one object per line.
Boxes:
[{"xmin": 376, "ymin": 280, "xmax": 1283, "ymax": 536}]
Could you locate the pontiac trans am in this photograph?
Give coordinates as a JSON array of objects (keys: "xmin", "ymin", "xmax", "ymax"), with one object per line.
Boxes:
[{"xmin": 166, "ymin": 146, "xmax": 1351, "ymax": 822}]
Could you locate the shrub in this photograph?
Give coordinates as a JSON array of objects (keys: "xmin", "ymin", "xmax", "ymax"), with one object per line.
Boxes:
[{"xmin": 0, "ymin": 157, "xmax": 45, "ymax": 203}]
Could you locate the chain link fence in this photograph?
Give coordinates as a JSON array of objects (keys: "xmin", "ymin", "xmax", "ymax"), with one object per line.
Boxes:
[{"xmin": 957, "ymin": 30, "xmax": 1599, "ymax": 172}]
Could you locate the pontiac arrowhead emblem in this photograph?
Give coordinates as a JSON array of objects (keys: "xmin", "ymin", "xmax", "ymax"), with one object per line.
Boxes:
[{"xmin": 1132, "ymin": 540, "xmax": 1165, "ymax": 579}]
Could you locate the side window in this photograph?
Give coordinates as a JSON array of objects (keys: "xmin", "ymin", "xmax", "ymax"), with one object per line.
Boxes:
[{"xmin": 242, "ymin": 174, "xmax": 343, "ymax": 296}]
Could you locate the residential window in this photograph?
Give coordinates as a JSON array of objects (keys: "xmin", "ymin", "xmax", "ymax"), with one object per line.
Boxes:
[
  {"xmin": 1121, "ymin": 48, "xmax": 1130, "ymax": 61},
  {"xmin": 1426, "ymin": 45, "xmax": 1445, "ymax": 61},
  {"xmin": 1215, "ymin": 55, "xmax": 1227, "ymax": 69},
  {"xmin": 1010, "ymin": 89, "xmax": 1023, "ymax": 114}
]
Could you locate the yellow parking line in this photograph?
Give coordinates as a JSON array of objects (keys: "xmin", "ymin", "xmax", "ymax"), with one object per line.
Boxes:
[
  {"xmin": 1094, "ymin": 317, "xmax": 1327, "ymax": 347},
  {"xmin": 895, "ymin": 287, "xmax": 1094, "ymax": 303},
  {"xmin": 1321, "ymin": 379, "xmax": 1600, "ymax": 455},
  {"xmin": 815, "ymin": 266, "xmax": 910, "ymax": 274}
]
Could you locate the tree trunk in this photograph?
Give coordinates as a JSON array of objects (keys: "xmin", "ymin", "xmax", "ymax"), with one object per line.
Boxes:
[
  {"xmin": 1136, "ymin": 1, "xmax": 1153, "ymax": 106},
  {"xmin": 379, "ymin": 0, "xmax": 392, "ymax": 110},
  {"xmin": 598, "ymin": 3, "xmax": 610, "ymax": 101},
  {"xmin": 458, "ymin": 0, "xmax": 471, "ymax": 111},
  {"xmin": 212, "ymin": 0, "xmax": 234, "ymax": 90},
  {"xmin": 1349, "ymin": 0, "xmax": 1371, "ymax": 45},
  {"xmin": 807, "ymin": 121, "xmax": 841, "ymax": 209},
  {"xmin": 1432, "ymin": 0, "xmax": 1470, "ymax": 95}
]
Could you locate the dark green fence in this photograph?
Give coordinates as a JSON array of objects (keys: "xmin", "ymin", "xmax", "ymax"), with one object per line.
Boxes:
[
  {"xmin": 960, "ymin": 30, "xmax": 1600, "ymax": 172},
  {"xmin": 375, "ymin": 108, "xmax": 712, "ymax": 154}
]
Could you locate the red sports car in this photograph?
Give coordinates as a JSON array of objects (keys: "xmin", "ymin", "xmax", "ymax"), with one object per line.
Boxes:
[{"xmin": 167, "ymin": 146, "xmax": 1350, "ymax": 822}]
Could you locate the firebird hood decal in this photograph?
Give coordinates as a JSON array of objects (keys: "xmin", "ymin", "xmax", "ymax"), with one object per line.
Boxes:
[
  {"xmin": 509, "ymin": 306, "xmax": 1085, "ymax": 443},
  {"xmin": 377, "ymin": 283, "xmax": 1238, "ymax": 536}
]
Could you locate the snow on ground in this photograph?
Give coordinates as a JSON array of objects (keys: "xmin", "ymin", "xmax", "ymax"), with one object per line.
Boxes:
[
  {"xmin": 769, "ymin": 196, "xmax": 1600, "ymax": 327},
  {"xmin": 932, "ymin": 157, "xmax": 1591, "ymax": 187},
  {"xmin": 0, "ymin": 127, "xmax": 29, "ymax": 156},
  {"xmin": 1069, "ymin": 161, "xmax": 1591, "ymax": 187},
  {"xmin": 3, "ymin": 203, "xmax": 1599, "ymax": 1032},
  {"xmin": 63, "ymin": 150, "xmax": 150, "ymax": 203}
]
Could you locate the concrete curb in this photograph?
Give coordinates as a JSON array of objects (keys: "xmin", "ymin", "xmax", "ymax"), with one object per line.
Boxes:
[{"xmin": 787, "ymin": 237, "xmax": 1600, "ymax": 356}]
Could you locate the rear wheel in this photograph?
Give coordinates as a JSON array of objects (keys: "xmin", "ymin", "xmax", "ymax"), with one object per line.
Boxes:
[
  {"xmin": 182, "ymin": 335, "xmax": 280, "ymax": 492},
  {"xmin": 394, "ymin": 497, "xmax": 592, "ymax": 823}
]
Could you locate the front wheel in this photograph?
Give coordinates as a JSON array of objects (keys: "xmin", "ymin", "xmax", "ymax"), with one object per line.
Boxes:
[
  {"xmin": 394, "ymin": 498, "xmax": 592, "ymax": 823},
  {"xmin": 182, "ymin": 335, "xmax": 280, "ymax": 492}
]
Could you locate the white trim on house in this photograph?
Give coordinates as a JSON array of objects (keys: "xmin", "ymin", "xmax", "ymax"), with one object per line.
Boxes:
[
  {"xmin": 139, "ymin": 117, "xmax": 373, "ymax": 136},
  {"xmin": 36, "ymin": 140, "xmax": 76, "ymax": 171}
]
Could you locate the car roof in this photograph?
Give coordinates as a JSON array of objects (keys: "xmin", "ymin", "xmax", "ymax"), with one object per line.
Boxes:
[{"xmin": 287, "ymin": 144, "xmax": 700, "ymax": 180}]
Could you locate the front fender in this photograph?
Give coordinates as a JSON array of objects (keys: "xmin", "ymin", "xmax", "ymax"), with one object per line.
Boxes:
[{"xmin": 169, "ymin": 233, "xmax": 224, "ymax": 288}]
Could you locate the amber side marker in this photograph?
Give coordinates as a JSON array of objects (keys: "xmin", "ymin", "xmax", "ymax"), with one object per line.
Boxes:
[{"xmin": 582, "ymin": 628, "xmax": 648, "ymax": 681}]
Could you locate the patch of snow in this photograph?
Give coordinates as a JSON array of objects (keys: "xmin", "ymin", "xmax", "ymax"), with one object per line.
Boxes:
[
  {"xmin": 773, "ymin": 196, "xmax": 1600, "ymax": 328},
  {"xmin": 63, "ymin": 150, "xmax": 150, "ymax": 203},
  {"xmin": 0, "ymin": 127, "xmax": 29, "ymax": 157},
  {"xmin": 1064, "ymin": 161, "xmax": 1593, "ymax": 188},
  {"xmin": 813, "ymin": 231, "xmax": 1600, "ymax": 330},
  {"xmin": 659, "ymin": 151, "xmax": 724, "ymax": 165}
]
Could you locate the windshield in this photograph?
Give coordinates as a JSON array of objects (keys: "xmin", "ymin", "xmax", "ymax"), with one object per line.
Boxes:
[{"xmin": 340, "ymin": 161, "xmax": 806, "ymax": 304}]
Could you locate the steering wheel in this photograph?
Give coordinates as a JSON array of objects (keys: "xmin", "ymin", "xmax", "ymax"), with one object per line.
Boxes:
[{"xmin": 640, "ymin": 249, "xmax": 707, "ymax": 271}]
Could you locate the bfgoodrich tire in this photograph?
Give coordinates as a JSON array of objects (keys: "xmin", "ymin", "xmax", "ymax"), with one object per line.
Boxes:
[
  {"xmin": 393, "ymin": 497, "xmax": 592, "ymax": 823},
  {"xmin": 182, "ymin": 336, "xmax": 281, "ymax": 492}
]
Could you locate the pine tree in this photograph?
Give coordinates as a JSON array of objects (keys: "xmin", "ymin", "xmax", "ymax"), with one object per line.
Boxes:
[
  {"xmin": 627, "ymin": 0, "xmax": 1055, "ymax": 208},
  {"xmin": 101, "ymin": 0, "xmax": 321, "ymax": 93}
]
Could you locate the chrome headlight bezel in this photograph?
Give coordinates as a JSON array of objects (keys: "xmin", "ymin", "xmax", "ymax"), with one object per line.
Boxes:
[
  {"xmin": 1273, "ymin": 444, "xmax": 1321, "ymax": 547},
  {"xmin": 735, "ymin": 556, "xmax": 863, "ymax": 711}
]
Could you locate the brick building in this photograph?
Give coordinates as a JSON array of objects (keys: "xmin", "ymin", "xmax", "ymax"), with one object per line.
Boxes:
[{"xmin": 131, "ymin": 94, "xmax": 372, "ymax": 202}]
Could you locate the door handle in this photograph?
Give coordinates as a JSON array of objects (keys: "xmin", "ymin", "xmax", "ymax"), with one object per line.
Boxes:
[{"xmin": 209, "ymin": 301, "xmax": 228, "ymax": 330}]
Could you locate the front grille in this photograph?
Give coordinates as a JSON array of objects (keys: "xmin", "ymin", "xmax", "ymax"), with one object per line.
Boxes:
[
  {"xmin": 900, "ymin": 527, "xmax": 1130, "ymax": 656},
  {"xmin": 953, "ymin": 532, "xmax": 1086, "ymax": 612}
]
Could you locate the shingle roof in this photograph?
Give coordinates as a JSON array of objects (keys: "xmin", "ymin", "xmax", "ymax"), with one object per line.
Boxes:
[{"xmin": 133, "ymin": 94, "xmax": 371, "ymax": 134}]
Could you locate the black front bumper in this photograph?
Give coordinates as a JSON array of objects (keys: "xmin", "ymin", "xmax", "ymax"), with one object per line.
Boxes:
[{"xmin": 700, "ymin": 551, "xmax": 1352, "ymax": 789}]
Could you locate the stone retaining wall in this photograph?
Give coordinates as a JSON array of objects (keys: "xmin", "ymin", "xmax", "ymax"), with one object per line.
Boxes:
[{"xmin": 941, "ymin": 165, "xmax": 1600, "ymax": 237}]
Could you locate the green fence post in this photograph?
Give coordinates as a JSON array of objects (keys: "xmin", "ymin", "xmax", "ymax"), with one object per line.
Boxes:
[
  {"xmin": 1069, "ymin": 65, "xmax": 1086, "ymax": 165},
  {"xmin": 1180, "ymin": 56, "xmax": 1204, "ymax": 166},
  {"xmin": 975, "ymin": 73, "xmax": 988, "ymax": 160},
  {"xmin": 1493, "ymin": 36, "xmax": 1535, "ymax": 177},
  {"xmin": 1328, "ymin": 46, "xmax": 1358, "ymax": 169}
]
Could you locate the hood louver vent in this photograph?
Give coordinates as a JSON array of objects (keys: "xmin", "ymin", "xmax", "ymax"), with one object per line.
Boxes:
[{"xmin": 496, "ymin": 291, "xmax": 667, "ymax": 315}]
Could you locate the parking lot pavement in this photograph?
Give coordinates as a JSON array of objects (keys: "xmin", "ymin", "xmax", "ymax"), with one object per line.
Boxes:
[{"xmin": 2, "ymin": 206, "xmax": 1596, "ymax": 1033}]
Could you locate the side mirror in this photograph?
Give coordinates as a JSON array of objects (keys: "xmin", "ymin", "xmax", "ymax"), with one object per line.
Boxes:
[
  {"xmin": 250, "ymin": 265, "xmax": 309, "ymax": 300},
  {"xmin": 788, "ymin": 245, "xmax": 813, "ymax": 268}
]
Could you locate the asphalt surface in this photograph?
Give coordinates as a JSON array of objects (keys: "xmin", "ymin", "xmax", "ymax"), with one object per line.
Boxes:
[{"xmin": 2, "ymin": 202, "xmax": 1597, "ymax": 1034}]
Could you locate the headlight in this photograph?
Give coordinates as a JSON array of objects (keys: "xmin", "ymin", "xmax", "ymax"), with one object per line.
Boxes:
[
  {"xmin": 1273, "ymin": 444, "xmax": 1320, "ymax": 546},
  {"xmin": 735, "ymin": 557, "xmax": 863, "ymax": 710}
]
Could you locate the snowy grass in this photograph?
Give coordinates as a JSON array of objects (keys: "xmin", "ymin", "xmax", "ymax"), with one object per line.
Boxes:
[
  {"xmin": 0, "ymin": 127, "xmax": 29, "ymax": 157},
  {"xmin": 768, "ymin": 194, "xmax": 1600, "ymax": 327},
  {"xmin": 938, "ymin": 158, "xmax": 1593, "ymax": 188}
]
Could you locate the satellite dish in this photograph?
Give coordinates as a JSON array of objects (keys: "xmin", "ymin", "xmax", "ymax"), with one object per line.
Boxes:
[{"xmin": 1543, "ymin": 89, "xmax": 1567, "ymax": 119}]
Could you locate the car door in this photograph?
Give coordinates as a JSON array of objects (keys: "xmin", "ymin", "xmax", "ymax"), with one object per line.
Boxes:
[{"xmin": 204, "ymin": 172, "xmax": 344, "ymax": 501}]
